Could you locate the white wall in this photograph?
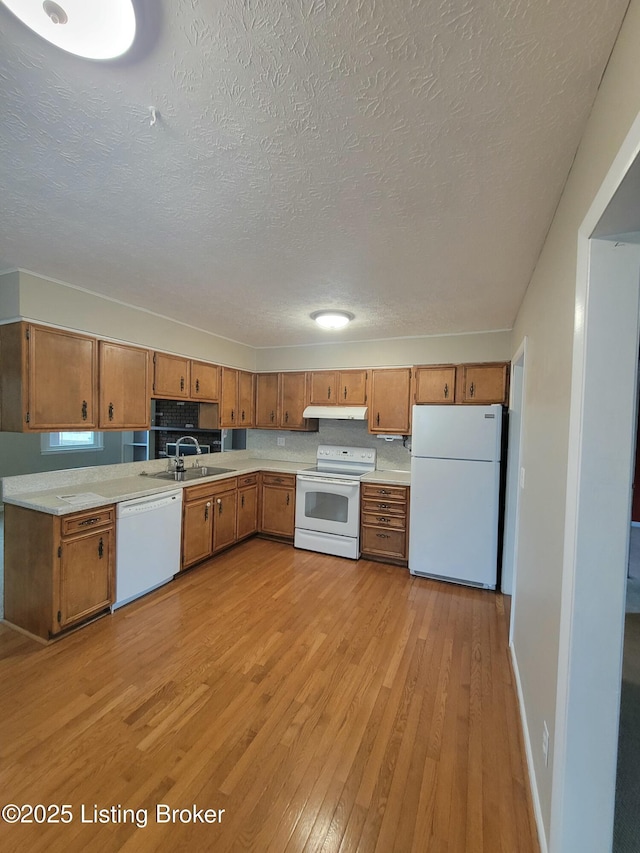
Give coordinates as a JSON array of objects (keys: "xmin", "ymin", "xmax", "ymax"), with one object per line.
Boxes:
[{"xmin": 509, "ymin": 0, "xmax": 640, "ymax": 845}]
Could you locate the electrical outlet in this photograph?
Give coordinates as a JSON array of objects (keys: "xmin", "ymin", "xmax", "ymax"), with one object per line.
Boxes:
[
  {"xmin": 520, "ymin": 466, "xmax": 526, "ymax": 489},
  {"xmin": 542, "ymin": 721, "xmax": 549, "ymax": 766},
  {"xmin": 276, "ymin": 436, "xmax": 285, "ymax": 447}
]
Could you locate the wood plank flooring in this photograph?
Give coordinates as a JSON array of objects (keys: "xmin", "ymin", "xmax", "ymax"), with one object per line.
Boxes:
[{"xmin": 0, "ymin": 539, "xmax": 538, "ymax": 852}]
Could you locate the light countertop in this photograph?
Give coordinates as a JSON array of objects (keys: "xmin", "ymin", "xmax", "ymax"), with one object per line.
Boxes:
[{"xmin": 2, "ymin": 457, "xmax": 410, "ymax": 516}]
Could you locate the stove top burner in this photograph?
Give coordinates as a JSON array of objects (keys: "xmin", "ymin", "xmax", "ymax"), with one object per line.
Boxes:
[{"xmin": 297, "ymin": 444, "xmax": 377, "ymax": 480}]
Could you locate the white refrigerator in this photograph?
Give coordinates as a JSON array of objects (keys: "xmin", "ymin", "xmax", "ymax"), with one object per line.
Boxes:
[{"xmin": 409, "ymin": 404, "xmax": 503, "ymax": 589}]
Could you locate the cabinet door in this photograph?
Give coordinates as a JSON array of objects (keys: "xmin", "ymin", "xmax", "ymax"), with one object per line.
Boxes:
[
  {"xmin": 213, "ymin": 489, "xmax": 237, "ymax": 552},
  {"xmin": 338, "ymin": 370, "xmax": 368, "ymax": 405},
  {"xmin": 279, "ymin": 372, "xmax": 308, "ymax": 429},
  {"xmin": 458, "ymin": 363, "xmax": 509, "ymax": 405},
  {"xmin": 255, "ymin": 373, "xmax": 279, "ymax": 428},
  {"xmin": 414, "ymin": 365, "xmax": 456, "ymax": 405},
  {"xmin": 237, "ymin": 484, "xmax": 258, "ymax": 540},
  {"xmin": 28, "ymin": 325, "xmax": 98, "ymax": 430},
  {"xmin": 182, "ymin": 497, "xmax": 213, "ymax": 569},
  {"xmin": 260, "ymin": 483, "xmax": 295, "ymax": 538},
  {"xmin": 307, "ymin": 371, "xmax": 337, "ymax": 405},
  {"xmin": 57, "ymin": 528, "xmax": 114, "ymax": 632},
  {"xmin": 368, "ymin": 368, "xmax": 412, "ymax": 434},
  {"xmin": 153, "ymin": 352, "xmax": 190, "ymax": 399},
  {"xmin": 191, "ymin": 361, "xmax": 220, "ymax": 401},
  {"xmin": 99, "ymin": 342, "xmax": 150, "ymax": 428},
  {"xmin": 220, "ymin": 367, "xmax": 239, "ymax": 427},
  {"xmin": 238, "ymin": 371, "xmax": 255, "ymax": 427}
]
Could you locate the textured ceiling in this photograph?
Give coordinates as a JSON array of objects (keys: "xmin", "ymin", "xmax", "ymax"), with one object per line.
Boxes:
[{"xmin": 0, "ymin": 0, "xmax": 630, "ymax": 347}]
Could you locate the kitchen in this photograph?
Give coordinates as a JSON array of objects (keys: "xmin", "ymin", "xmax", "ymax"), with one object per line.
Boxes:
[{"xmin": 2, "ymin": 0, "xmax": 640, "ymax": 849}]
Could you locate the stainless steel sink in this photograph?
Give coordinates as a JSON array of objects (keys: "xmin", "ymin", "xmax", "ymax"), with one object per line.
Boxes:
[{"xmin": 143, "ymin": 466, "xmax": 235, "ymax": 482}]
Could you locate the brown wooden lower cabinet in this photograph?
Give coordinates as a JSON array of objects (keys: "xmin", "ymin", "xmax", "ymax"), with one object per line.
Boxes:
[
  {"xmin": 360, "ymin": 484, "xmax": 409, "ymax": 565},
  {"xmin": 4, "ymin": 503, "xmax": 115, "ymax": 639},
  {"xmin": 181, "ymin": 478, "xmax": 240, "ymax": 569},
  {"xmin": 259, "ymin": 473, "xmax": 296, "ymax": 540},
  {"xmin": 237, "ymin": 474, "xmax": 259, "ymax": 540}
]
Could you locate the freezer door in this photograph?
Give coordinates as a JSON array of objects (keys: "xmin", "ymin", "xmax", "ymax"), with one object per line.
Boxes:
[
  {"xmin": 411, "ymin": 404, "xmax": 502, "ymax": 462},
  {"xmin": 408, "ymin": 456, "xmax": 500, "ymax": 588}
]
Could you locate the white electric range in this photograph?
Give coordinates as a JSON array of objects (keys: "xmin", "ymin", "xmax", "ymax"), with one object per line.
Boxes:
[{"xmin": 294, "ymin": 445, "xmax": 376, "ymax": 559}]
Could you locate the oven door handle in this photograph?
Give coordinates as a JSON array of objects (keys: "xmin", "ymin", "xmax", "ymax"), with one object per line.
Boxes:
[{"xmin": 296, "ymin": 475, "xmax": 360, "ymax": 489}]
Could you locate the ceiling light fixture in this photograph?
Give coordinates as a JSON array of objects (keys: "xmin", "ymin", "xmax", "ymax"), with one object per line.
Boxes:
[
  {"xmin": 311, "ymin": 310, "xmax": 354, "ymax": 330},
  {"xmin": 1, "ymin": 0, "xmax": 137, "ymax": 60}
]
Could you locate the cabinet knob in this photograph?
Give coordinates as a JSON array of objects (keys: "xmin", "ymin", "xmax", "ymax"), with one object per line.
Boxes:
[
  {"xmin": 217, "ymin": 498, "xmax": 222, "ymax": 514},
  {"xmin": 205, "ymin": 501, "xmax": 211, "ymax": 520}
]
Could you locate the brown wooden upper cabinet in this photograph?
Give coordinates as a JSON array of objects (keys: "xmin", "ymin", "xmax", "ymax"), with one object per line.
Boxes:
[
  {"xmin": 255, "ymin": 372, "xmax": 318, "ymax": 431},
  {"xmin": 99, "ymin": 341, "xmax": 150, "ymax": 429},
  {"xmin": 414, "ymin": 362, "xmax": 509, "ymax": 406},
  {"xmin": 457, "ymin": 362, "xmax": 509, "ymax": 404},
  {"xmin": 413, "ymin": 364, "xmax": 457, "ymax": 405},
  {"xmin": 255, "ymin": 372, "xmax": 279, "ymax": 428},
  {"xmin": 152, "ymin": 352, "xmax": 190, "ymax": 399},
  {"xmin": 220, "ymin": 367, "xmax": 255, "ymax": 428},
  {"xmin": 190, "ymin": 360, "xmax": 220, "ymax": 401},
  {"xmin": 0, "ymin": 322, "xmax": 98, "ymax": 432},
  {"xmin": 368, "ymin": 368, "xmax": 412, "ymax": 434},
  {"xmin": 307, "ymin": 369, "xmax": 368, "ymax": 406}
]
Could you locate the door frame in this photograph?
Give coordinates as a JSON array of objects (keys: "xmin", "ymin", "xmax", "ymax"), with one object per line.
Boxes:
[{"xmin": 550, "ymin": 109, "xmax": 640, "ymax": 851}]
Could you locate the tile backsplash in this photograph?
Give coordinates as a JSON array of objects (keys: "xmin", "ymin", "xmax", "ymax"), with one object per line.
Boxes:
[{"xmin": 246, "ymin": 420, "xmax": 411, "ymax": 470}]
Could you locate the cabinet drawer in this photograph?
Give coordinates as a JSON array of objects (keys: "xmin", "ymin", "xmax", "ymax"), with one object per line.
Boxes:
[
  {"xmin": 62, "ymin": 506, "xmax": 115, "ymax": 536},
  {"xmin": 361, "ymin": 526, "xmax": 407, "ymax": 559},
  {"xmin": 361, "ymin": 484, "xmax": 408, "ymax": 502},
  {"xmin": 210, "ymin": 478, "xmax": 237, "ymax": 497},
  {"xmin": 237, "ymin": 473, "xmax": 258, "ymax": 487},
  {"xmin": 262, "ymin": 473, "xmax": 296, "ymax": 487},
  {"xmin": 361, "ymin": 498, "xmax": 406, "ymax": 517},
  {"xmin": 361, "ymin": 511, "xmax": 406, "ymax": 530}
]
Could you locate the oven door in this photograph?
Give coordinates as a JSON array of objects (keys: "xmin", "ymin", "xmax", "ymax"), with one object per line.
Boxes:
[{"xmin": 295, "ymin": 475, "xmax": 360, "ymax": 538}]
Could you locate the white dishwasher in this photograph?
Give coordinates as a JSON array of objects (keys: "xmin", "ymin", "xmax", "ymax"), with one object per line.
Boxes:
[{"xmin": 114, "ymin": 489, "xmax": 183, "ymax": 610}]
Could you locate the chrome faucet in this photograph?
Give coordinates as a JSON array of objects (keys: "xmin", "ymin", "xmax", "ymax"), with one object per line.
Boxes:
[{"xmin": 173, "ymin": 435, "xmax": 202, "ymax": 470}]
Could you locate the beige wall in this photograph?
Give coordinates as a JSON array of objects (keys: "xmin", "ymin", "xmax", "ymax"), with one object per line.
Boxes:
[
  {"xmin": 7, "ymin": 270, "xmax": 257, "ymax": 371},
  {"xmin": 256, "ymin": 329, "xmax": 512, "ymax": 371},
  {"xmin": 509, "ymin": 0, "xmax": 640, "ymax": 843}
]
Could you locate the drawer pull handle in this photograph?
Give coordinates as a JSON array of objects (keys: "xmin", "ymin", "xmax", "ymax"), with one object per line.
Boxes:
[
  {"xmin": 108, "ymin": 402, "xmax": 114, "ymax": 421},
  {"xmin": 344, "ymin": 386, "xmax": 348, "ymax": 399},
  {"xmin": 377, "ymin": 517, "xmax": 391, "ymax": 523},
  {"xmin": 79, "ymin": 517, "xmax": 101, "ymax": 526},
  {"xmin": 98, "ymin": 537, "xmax": 104, "ymax": 558},
  {"xmin": 376, "ymin": 533, "xmax": 390, "ymax": 539},
  {"xmin": 377, "ymin": 503, "xmax": 390, "ymax": 510},
  {"xmin": 195, "ymin": 378, "xmax": 200, "ymax": 393},
  {"xmin": 286, "ymin": 493, "xmax": 290, "ymax": 505},
  {"xmin": 444, "ymin": 383, "xmax": 449, "ymax": 398},
  {"xmin": 180, "ymin": 376, "xmax": 185, "ymax": 391},
  {"xmin": 469, "ymin": 381, "xmax": 475, "ymax": 398},
  {"xmin": 82, "ymin": 400, "xmax": 88, "ymax": 421},
  {"xmin": 241, "ymin": 494, "xmax": 245, "ymax": 509},
  {"xmin": 328, "ymin": 386, "xmax": 331, "ymax": 399},
  {"xmin": 378, "ymin": 489, "xmax": 390, "ymax": 495}
]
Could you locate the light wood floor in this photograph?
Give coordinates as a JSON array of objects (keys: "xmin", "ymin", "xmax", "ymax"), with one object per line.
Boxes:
[{"xmin": 0, "ymin": 539, "xmax": 538, "ymax": 852}]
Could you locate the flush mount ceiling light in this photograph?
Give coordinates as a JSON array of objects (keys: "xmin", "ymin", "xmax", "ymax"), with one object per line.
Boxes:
[
  {"xmin": 1, "ymin": 0, "xmax": 137, "ymax": 60},
  {"xmin": 311, "ymin": 310, "xmax": 355, "ymax": 330}
]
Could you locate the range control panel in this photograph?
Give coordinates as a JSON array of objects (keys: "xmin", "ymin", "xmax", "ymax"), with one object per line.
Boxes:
[{"xmin": 316, "ymin": 445, "xmax": 376, "ymax": 465}]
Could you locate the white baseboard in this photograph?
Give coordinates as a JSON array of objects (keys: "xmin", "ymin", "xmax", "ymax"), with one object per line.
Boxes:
[{"xmin": 509, "ymin": 642, "xmax": 549, "ymax": 853}]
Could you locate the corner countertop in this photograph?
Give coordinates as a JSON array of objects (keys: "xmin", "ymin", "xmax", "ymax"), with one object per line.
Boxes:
[{"xmin": 2, "ymin": 457, "xmax": 410, "ymax": 516}]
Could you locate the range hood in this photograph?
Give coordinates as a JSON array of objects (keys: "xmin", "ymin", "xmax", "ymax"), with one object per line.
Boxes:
[{"xmin": 302, "ymin": 405, "xmax": 368, "ymax": 420}]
